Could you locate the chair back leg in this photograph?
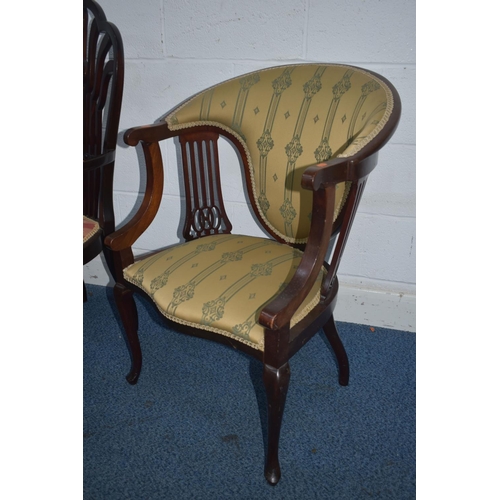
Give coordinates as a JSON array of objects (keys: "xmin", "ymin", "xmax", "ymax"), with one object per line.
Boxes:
[{"xmin": 323, "ymin": 315, "xmax": 350, "ymax": 386}]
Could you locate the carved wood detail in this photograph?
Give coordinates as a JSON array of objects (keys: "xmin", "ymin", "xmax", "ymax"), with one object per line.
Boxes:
[
  {"xmin": 83, "ymin": 2, "xmax": 123, "ymax": 221},
  {"xmin": 179, "ymin": 131, "xmax": 233, "ymax": 240}
]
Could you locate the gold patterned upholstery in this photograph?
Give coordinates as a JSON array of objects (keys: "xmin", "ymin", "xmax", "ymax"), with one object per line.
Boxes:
[
  {"xmin": 166, "ymin": 64, "xmax": 393, "ymax": 243},
  {"xmin": 124, "ymin": 234, "xmax": 325, "ymax": 350}
]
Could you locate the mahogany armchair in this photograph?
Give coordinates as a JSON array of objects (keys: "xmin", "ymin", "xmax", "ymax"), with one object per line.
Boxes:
[
  {"xmin": 83, "ymin": 0, "xmax": 124, "ymax": 301},
  {"xmin": 105, "ymin": 64, "xmax": 401, "ymax": 484}
]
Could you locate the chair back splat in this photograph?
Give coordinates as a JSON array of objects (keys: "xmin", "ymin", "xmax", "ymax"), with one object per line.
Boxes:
[
  {"xmin": 83, "ymin": 0, "xmax": 124, "ymax": 297},
  {"xmin": 105, "ymin": 63, "xmax": 401, "ymax": 484}
]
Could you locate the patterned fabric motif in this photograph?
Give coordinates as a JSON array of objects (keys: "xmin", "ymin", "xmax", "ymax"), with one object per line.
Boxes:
[
  {"xmin": 83, "ymin": 216, "xmax": 100, "ymax": 244},
  {"xmin": 165, "ymin": 64, "xmax": 394, "ymax": 244},
  {"xmin": 123, "ymin": 234, "xmax": 325, "ymax": 351}
]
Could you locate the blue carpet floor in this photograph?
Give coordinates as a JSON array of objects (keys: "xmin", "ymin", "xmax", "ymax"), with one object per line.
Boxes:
[{"xmin": 83, "ymin": 284, "xmax": 415, "ymax": 499}]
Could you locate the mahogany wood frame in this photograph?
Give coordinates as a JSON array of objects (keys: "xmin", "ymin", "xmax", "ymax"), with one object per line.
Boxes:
[
  {"xmin": 83, "ymin": 0, "xmax": 124, "ymax": 300},
  {"xmin": 105, "ymin": 68, "xmax": 401, "ymax": 485}
]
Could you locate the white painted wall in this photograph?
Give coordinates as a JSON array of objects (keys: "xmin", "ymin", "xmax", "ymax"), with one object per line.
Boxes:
[{"xmin": 84, "ymin": 0, "xmax": 416, "ymax": 331}]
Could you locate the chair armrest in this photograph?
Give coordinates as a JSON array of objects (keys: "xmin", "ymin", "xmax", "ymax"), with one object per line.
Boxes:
[
  {"xmin": 258, "ymin": 151, "xmax": 379, "ymax": 331},
  {"xmin": 259, "ymin": 157, "xmax": 351, "ymax": 331},
  {"xmin": 259, "ymin": 184, "xmax": 336, "ymax": 330},
  {"xmin": 124, "ymin": 122, "xmax": 176, "ymax": 146},
  {"xmin": 105, "ymin": 138, "xmax": 164, "ymax": 252},
  {"xmin": 107, "ymin": 122, "xmax": 237, "ymax": 252},
  {"xmin": 105, "ymin": 121, "xmax": 181, "ymax": 252},
  {"xmin": 301, "ymin": 151, "xmax": 378, "ymax": 190}
]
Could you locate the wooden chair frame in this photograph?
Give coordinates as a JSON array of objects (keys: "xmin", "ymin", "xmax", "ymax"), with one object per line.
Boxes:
[
  {"xmin": 105, "ymin": 67, "xmax": 401, "ymax": 484},
  {"xmin": 83, "ymin": 0, "xmax": 124, "ymax": 299}
]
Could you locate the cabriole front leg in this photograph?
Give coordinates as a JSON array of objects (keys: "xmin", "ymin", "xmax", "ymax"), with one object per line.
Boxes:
[
  {"xmin": 113, "ymin": 283, "xmax": 142, "ymax": 385},
  {"xmin": 263, "ymin": 362, "xmax": 290, "ymax": 485}
]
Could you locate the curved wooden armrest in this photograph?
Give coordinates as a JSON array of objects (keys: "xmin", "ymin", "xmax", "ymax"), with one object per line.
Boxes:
[
  {"xmin": 259, "ymin": 176, "xmax": 342, "ymax": 331},
  {"xmin": 301, "ymin": 151, "xmax": 378, "ymax": 191},
  {"xmin": 105, "ymin": 121, "xmax": 184, "ymax": 252},
  {"xmin": 83, "ymin": 150, "xmax": 115, "ymax": 171},
  {"xmin": 259, "ymin": 254, "xmax": 326, "ymax": 331},
  {"xmin": 105, "ymin": 139, "xmax": 165, "ymax": 252},
  {"xmin": 259, "ymin": 150, "xmax": 380, "ymax": 331},
  {"xmin": 108, "ymin": 122, "xmax": 237, "ymax": 253},
  {"xmin": 124, "ymin": 121, "xmax": 176, "ymax": 146}
]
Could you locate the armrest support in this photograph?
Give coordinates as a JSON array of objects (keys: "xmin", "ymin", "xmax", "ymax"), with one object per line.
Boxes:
[
  {"xmin": 259, "ymin": 151, "xmax": 378, "ymax": 331},
  {"xmin": 259, "ymin": 182, "xmax": 336, "ymax": 330},
  {"xmin": 105, "ymin": 140, "xmax": 164, "ymax": 251}
]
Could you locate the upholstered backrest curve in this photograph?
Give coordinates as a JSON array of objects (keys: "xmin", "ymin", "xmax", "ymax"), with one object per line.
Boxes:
[{"xmin": 165, "ymin": 64, "xmax": 394, "ymax": 244}]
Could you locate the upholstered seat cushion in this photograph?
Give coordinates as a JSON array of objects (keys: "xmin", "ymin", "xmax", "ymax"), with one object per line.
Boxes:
[
  {"xmin": 123, "ymin": 234, "xmax": 325, "ymax": 351},
  {"xmin": 83, "ymin": 216, "xmax": 100, "ymax": 244}
]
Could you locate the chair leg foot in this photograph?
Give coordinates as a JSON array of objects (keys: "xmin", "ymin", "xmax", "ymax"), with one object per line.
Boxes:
[
  {"xmin": 114, "ymin": 283, "xmax": 142, "ymax": 385},
  {"xmin": 126, "ymin": 370, "xmax": 141, "ymax": 385},
  {"xmin": 263, "ymin": 362, "xmax": 290, "ymax": 485},
  {"xmin": 323, "ymin": 315, "xmax": 349, "ymax": 386},
  {"xmin": 265, "ymin": 467, "xmax": 281, "ymax": 486}
]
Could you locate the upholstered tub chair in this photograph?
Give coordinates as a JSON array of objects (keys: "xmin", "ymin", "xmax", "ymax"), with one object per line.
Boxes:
[
  {"xmin": 105, "ymin": 64, "xmax": 401, "ymax": 484},
  {"xmin": 83, "ymin": 0, "xmax": 124, "ymax": 301}
]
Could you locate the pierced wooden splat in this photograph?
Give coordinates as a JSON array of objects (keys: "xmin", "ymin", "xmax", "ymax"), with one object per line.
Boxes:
[
  {"xmin": 83, "ymin": 20, "xmax": 112, "ymax": 220},
  {"xmin": 84, "ymin": 17, "xmax": 114, "ymax": 157},
  {"xmin": 179, "ymin": 131, "xmax": 233, "ymax": 240}
]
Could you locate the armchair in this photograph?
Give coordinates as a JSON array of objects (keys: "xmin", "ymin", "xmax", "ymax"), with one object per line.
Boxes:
[
  {"xmin": 83, "ymin": 0, "xmax": 124, "ymax": 300},
  {"xmin": 106, "ymin": 63, "xmax": 401, "ymax": 484}
]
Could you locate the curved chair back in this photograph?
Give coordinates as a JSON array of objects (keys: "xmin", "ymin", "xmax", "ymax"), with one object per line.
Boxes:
[{"xmin": 166, "ymin": 64, "xmax": 395, "ymax": 244}]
